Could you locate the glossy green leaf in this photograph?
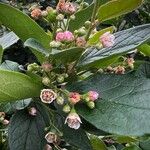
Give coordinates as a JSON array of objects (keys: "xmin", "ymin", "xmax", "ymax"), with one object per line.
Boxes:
[
  {"xmin": 77, "ymin": 24, "xmax": 150, "ymax": 69},
  {"xmin": 97, "ymin": 0, "xmax": 143, "ymax": 22},
  {"xmin": 0, "ymin": 31, "xmax": 19, "ymax": 49},
  {"xmin": 139, "ymin": 139, "xmax": 150, "ymax": 150},
  {"xmin": 69, "ymin": 64, "xmax": 150, "ymax": 135},
  {"xmin": 0, "ymin": 70, "xmax": 42, "ymax": 102},
  {"xmin": 90, "ymin": 135, "xmax": 108, "ymax": 150},
  {"xmin": 0, "ymin": 2, "xmax": 51, "ymax": 49},
  {"xmin": 138, "ymin": 44, "xmax": 150, "ymax": 56},
  {"xmin": 122, "ymin": 145, "xmax": 142, "ymax": 150},
  {"xmin": 8, "ymin": 102, "xmax": 49, "ymax": 150},
  {"xmin": 69, "ymin": 3, "xmax": 94, "ymax": 31},
  {"xmin": 88, "ymin": 26, "xmax": 115, "ymax": 45},
  {"xmin": 52, "ymin": 47, "xmax": 85, "ymax": 63},
  {"xmin": 24, "ymin": 38, "xmax": 49, "ymax": 63}
]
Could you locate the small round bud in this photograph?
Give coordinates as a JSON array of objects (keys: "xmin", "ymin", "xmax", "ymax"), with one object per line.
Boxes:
[
  {"xmin": 98, "ymin": 68, "xmax": 104, "ymax": 73},
  {"xmin": 46, "ymin": 6, "xmax": 53, "ymax": 12},
  {"xmin": 70, "ymin": 15, "xmax": 76, "ymax": 20},
  {"xmin": 2, "ymin": 119, "xmax": 9, "ymax": 125},
  {"xmin": 57, "ymin": 75, "xmax": 65, "ymax": 83},
  {"xmin": 42, "ymin": 77, "xmax": 50, "ymax": 86},
  {"xmin": 63, "ymin": 104, "xmax": 71, "ymax": 113},
  {"xmin": 74, "ymin": 30, "xmax": 78, "ymax": 35},
  {"xmin": 83, "ymin": 2, "xmax": 89, "ymax": 8},
  {"xmin": 56, "ymin": 28, "xmax": 63, "ymax": 33},
  {"xmin": 27, "ymin": 63, "xmax": 40, "ymax": 72},
  {"xmin": 0, "ymin": 116, "xmax": 4, "ymax": 122},
  {"xmin": 84, "ymin": 21, "xmax": 92, "ymax": 28},
  {"xmin": 41, "ymin": 10, "xmax": 48, "ymax": 17},
  {"xmin": 50, "ymin": 40, "xmax": 61, "ymax": 48},
  {"xmin": 28, "ymin": 107, "xmax": 37, "ymax": 116},
  {"xmin": 56, "ymin": 96, "xmax": 64, "ymax": 105},
  {"xmin": 87, "ymin": 101, "xmax": 95, "ymax": 109},
  {"xmin": 63, "ymin": 73, "xmax": 69, "ymax": 78},
  {"xmin": 56, "ymin": 14, "xmax": 64, "ymax": 21},
  {"xmin": 42, "ymin": 62, "xmax": 52, "ymax": 72},
  {"xmin": 77, "ymin": 27, "xmax": 87, "ymax": 36}
]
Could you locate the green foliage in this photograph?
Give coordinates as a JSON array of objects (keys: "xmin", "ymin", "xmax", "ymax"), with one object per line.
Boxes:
[
  {"xmin": 69, "ymin": 63, "xmax": 150, "ymax": 136},
  {"xmin": 97, "ymin": 0, "xmax": 143, "ymax": 22},
  {"xmin": 77, "ymin": 24, "xmax": 150, "ymax": 69},
  {"xmin": 138, "ymin": 44, "xmax": 150, "ymax": 56},
  {"xmin": 8, "ymin": 102, "xmax": 49, "ymax": 150},
  {"xmin": 0, "ymin": 70, "xmax": 42, "ymax": 102},
  {"xmin": 0, "ymin": 2, "xmax": 51, "ymax": 49}
]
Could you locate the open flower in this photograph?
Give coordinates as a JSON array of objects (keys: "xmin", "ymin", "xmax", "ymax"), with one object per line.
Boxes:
[
  {"xmin": 69, "ymin": 92, "xmax": 81, "ymax": 104},
  {"xmin": 65, "ymin": 111, "xmax": 82, "ymax": 129},
  {"xmin": 114, "ymin": 66, "xmax": 125, "ymax": 74},
  {"xmin": 56, "ymin": 31, "xmax": 74, "ymax": 42},
  {"xmin": 40, "ymin": 89, "xmax": 57, "ymax": 103},
  {"xmin": 100, "ymin": 32, "xmax": 115, "ymax": 48},
  {"xmin": 65, "ymin": 2, "xmax": 76, "ymax": 15},
  {"xmin": 45, "ymin": 132, "xmax": 57, "ymax": 143},
  {"xmin": 88, "ymin": 91, "xmax": 99, "ymax": 101},
  {"xmin": 56, "ymin": 0, "xmax": 66, "ymax": 13},
  {"xmin": 31, "ymin": 8, "xmax": 42, "ymax": 19}
]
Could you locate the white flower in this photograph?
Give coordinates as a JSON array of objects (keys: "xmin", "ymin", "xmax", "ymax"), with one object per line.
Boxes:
[
  {"xmin": 40, "ymin": 89, "xmax": 57, "ymax": 103},
  {"xmin": 65, "ymin": 112, "xmax": 82, "ymax": 130}
]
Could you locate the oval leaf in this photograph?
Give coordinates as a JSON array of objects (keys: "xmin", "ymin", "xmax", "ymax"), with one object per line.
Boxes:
[{"xmin": 0, "ymin": 70, "xmax": 42, "ymax": 102}]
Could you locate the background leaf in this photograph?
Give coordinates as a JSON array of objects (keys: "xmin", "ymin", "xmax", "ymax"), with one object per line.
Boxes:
[
  {"xmin": 97, "ymin": 0, "xmax": 143, "ymax": 22},
  {"xmin": 0, "ymin": 70, "xmax": 42, "ymax": 102},
  {"xmin": 138, "ymin": 44, "xmax": 150, "ymax": 56},
  {"xmin": 8, "ymin": 102, "xmax": 49, "ymax": 150},
  {"xmin": 0, "ymin": 2, "xmax": 51, "ymax": 49}
]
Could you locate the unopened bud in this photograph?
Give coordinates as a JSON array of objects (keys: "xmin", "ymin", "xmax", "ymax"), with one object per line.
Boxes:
[
  {"xmin": 84, "ymin": 21, "xmax": 92, "ymax": 28},
  {"xmin": 50, "ymin": 40, "xmax": 61, "ymax": 48},
  {"xmin": 56, "ymin": 96, "xmax": 64, "ymax": 105},
  {"xmin": 42, "ymin": 77, "xmax": 50, "ymax": 86},
  {"xmin": 77, "ymin": 27, "xmax": 87, "ymax": 36},
  {"xmin": 83, "ymin": 2, "xmax": 89, "ymax": 8},
  {"xmin": 56, "ymin": 14, "xmax": 64, "ymax": 20},
  {"xmin": 63, "ymin": 104, "xmax": 71, "ymax": 113},
  {"xmin": 29, "ymin": 107, "xmax": 37, "ymax": 116},
  {"xmin": 87, "ymin": 101, "xmax": 95, "ymax": 109},
  {"xmin": 2, "ymin": 119, "xmax": 9, "ymax": 125},
  {"xmin": 41, "ymin": 10, "xmax": 48, "ymax": 17},
  {"xmin": 42, "ymin": 62, "xmax": 52, "ymax": 72},
  {"xmin": 70, "ymin": 15, "xmax": 76, "ymax": 20},
  {"xmin": 57, "ymin": 75, "xmax": 64, "ymax": 83},
  {"xmin": 56, "ymin": 28, "xmax": 63, "ymax": 33}
]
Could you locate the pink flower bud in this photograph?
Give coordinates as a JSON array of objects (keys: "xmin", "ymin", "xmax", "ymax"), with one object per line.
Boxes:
[
  {"xmin": 88, "ymin": 91, "xmax": 99, "ymax": 101},
  {"xmin": 126, "ymin": 58, "xmax": 135, "ymax": 69},
  {"xmin": 69, "ymin": 92, "xmax": 81, "ymax": 104},
  {"xmin": 100, "ymin": 32, "xmax": 115, "ymax": 48},
  {"xmin": 29, "ymin": 107, "xmax": 37, "ymax": 116},
  {"xmin": 65, "ymin": 112, "xmax": 82, "ymax": 129},
  {"xmin": 56, "ymin": 31, "xmax": 74, "ymax": 42},
  {"xmin": 76, "ymin": 37, "xmax": 86, "ymax": 47},
  {"xmin": 2, "ymin": 119, "xmax": 9, "ymax": 125},
  {"xmin": 56, "ymin": 0, "xmax": 66, "ymax": 13},
  {"xmin": 45, "ymin": 132, "xmax": 57, "ymax": 143},
  {"xmin": 114, "ymin": 66, "xmax": 125, "ymax": 74},
  {"xmin": 31, "ymin": 8, "xmax": 42, "ymax": 19},
  {"xmin": 65, "ymin": 2, "xmax": 76, "ymax": 15},
  {"xmin": 40, "ymin": 89, "xmax": 57, "ymax": 103},
  {"xmin": 0, "ymin": 112, "xmax": 5, "ymax": 118}
]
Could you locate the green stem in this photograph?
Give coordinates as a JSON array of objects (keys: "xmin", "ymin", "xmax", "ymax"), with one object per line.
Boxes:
[
  {"xmin": 85, "ymin": 0, "xmax": 99, "ymax": 41},
  {"xmin": 53, "ymin": 20, "xmax": 58, "ymax": 40}
]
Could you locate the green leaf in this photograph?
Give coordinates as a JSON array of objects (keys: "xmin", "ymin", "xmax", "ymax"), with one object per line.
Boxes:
[
  {"xmin": 0, "ymin": 60, "xmax": 19, "ymax": 71},
  {"xmin": 97, "ymin": 0, "xmax": 143, "ymax": 22},
  {"xmin": 88, "ymin": 26, "xmax": 115, "ymax": 45},
  {"xmin": 0, "ymin": 2, "xmax": 51, "ymax": 49},
  {"xmin": 8, "ymin": 102, "xmax": 49, "ymax": 150},
  {"xmin": 122, "ymin": 145, "xmax": 142, "ymax": 150},
  {"xmin": 69, "ymin": 3, "xmax": 94, "ymax": 31},
  {"xmin": 77, "ymin": 24, "xmax": 150, "ymax": 69},
  {"xmin": 0, "ymin": 70, "xmax": 42, "ymax": 102},
  {"xmin": 0, "ymin": 45, "xmax": 3, "ymax": 64},
  {"xmin": 0, "ymin": 31, "xmax": 19, "ymax": 49},
  {"xmin": 69, "ymin": 65, "xmax": 150, "ymax": 136},
  {"xmin": 52, "ymin": 47, "xmax": 85, "ymax": 64},
  {"xmin": 90, "ymin": 135, "xmax": 108, "ymax": 150},
  {"xmin": 139, "ymin": 139, "xmax": 150, "ymax": 150},
  {"xmin": 138, "ymin": 44, "xmax": 150, "ymax": 56},
  {"xmin": 24, "ymin": 38, "xmax": 49, "ymax": 63}
]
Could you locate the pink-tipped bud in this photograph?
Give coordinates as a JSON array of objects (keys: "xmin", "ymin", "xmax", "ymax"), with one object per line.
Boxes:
[
  {"xmin": 88, "ymin": 91, "xmax": 99, "ymax": 101},
  {"xmin": 2, "ymin": 119, "xmax": 9, "ymax": 125},
  {"xmin": 114, "ymin": 66, "xmax": 125, "ymax": 74},
  {"xmin": 126, "ymin": 58, "xmax": 135, "ymax": 69},
  {"xmin": 69, "ymin": 92, "xmax": 81, "ymax": 104},
  {"xmin": 42, "ymin": 62, "xmax": 53, "ymax": 72},
  {"xmin": 40, "ymin": 89, "xmax": 57, "ymax": 104},
  {"xmin": 65, "ymin": 111, "xmax": 82, "ymax": 130},
  {"xmin": 64, "ymin": 2, "xmax": 76, "ymax": 15},
  {"xmin": 0, "ymin": 112, "xmax": 5, "ymax": 118},
  {"xmin": 31, "ymin": 8, "xmax": 42, "ymax": 19},
  {"xmin": 76, "ymin": 37, "xmax": 86, "ymax": 47},
  {"xmin": 100, "ymin": 32, "xmax": 115, "ymax": 48},
  {"xmin": 29, "ymin": 107, "xmax": 37, "ymax": 116}
]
